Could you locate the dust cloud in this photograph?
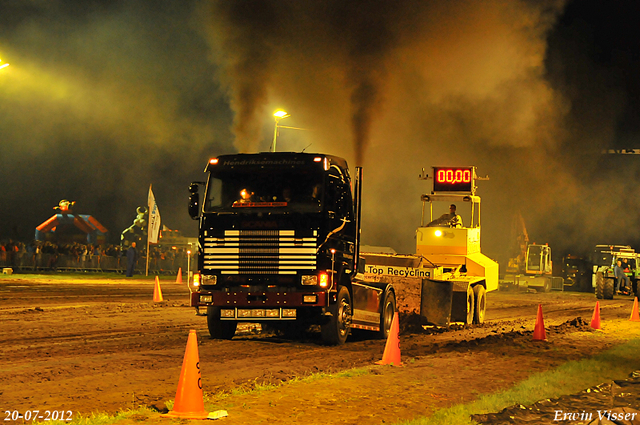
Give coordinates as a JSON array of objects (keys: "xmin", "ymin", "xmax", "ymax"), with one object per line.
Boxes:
[
  {"xmin": 2, "ymin": 0, "xmax": 639, "ymax": 264},
  {"xmin": 203, "ymin": 0, "xmax": 588, "ymax": 260}
]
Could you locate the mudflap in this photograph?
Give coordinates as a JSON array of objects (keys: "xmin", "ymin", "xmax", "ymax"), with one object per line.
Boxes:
[{"xmin": 420, "ymin": 278, "xmax": 453, "ymax": 326}]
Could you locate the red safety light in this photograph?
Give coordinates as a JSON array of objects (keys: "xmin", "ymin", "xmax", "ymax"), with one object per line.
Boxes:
[
  {"xmin": 318, "ymin": 272, "xmax": 330, "ymax": 288},
  {"xmin": 210, "ymin": 158, "xmax": 219, "ymax": 165}
]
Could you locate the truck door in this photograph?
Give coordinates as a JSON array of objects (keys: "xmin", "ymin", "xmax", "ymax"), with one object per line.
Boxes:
[{"xmin": 324, "ymin": 175, "xmax": 356, "ymax": 281}]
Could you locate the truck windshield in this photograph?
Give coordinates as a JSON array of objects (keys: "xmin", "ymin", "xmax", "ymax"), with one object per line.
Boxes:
[{"xmin": 204, "ymin": 170, "xmax": 324, "ymax": 213}]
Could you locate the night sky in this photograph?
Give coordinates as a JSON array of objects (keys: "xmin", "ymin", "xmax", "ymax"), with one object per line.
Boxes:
[{"xmin": 2, "ymin": 0, "xmax": 640, "ymax": 265}]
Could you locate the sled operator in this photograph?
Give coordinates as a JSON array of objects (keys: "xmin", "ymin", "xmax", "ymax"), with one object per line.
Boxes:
[{"xmin": 427, "ymin": 204, "xmax": 463, "ymax": 228}]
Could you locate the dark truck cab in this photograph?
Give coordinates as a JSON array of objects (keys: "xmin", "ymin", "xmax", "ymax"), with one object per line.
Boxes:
[{"xmin": 188, "ymin": 152, "xmax": 395, "ymax": 345}]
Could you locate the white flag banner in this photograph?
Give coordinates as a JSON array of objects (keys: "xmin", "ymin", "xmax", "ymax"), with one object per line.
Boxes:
[{"xmin": 148, "ymin": 186, "xmax": 161, "ymax": 244}]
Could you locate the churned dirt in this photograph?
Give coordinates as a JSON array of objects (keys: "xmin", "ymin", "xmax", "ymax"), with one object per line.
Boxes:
[{"xmin": 1, "ymin": 275, "xmax": 640, "ymax": 425}]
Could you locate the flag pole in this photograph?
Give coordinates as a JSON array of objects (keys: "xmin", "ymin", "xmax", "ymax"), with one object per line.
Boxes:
[{"xmin": 146, "ymin": 184, "xmax": 151, "ymax": 277}]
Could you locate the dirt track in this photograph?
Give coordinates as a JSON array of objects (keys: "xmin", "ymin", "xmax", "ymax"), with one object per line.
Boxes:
[{"xmin": 1, "ymin": 275, "xmax": 640, "ymax": 424}]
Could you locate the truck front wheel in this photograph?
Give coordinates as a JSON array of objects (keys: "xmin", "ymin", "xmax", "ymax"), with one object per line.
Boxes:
[
  {"xmin": 321, "ymin": 286, "xmax": 352, "ymax": 345},
  {"xmin": 207, "ymin": 306, "xmax": 237, "ymax": 339}
]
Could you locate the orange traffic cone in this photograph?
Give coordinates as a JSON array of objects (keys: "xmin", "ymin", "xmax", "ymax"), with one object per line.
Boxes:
[
  {"xmin": 590, "ymin": 301, "xmax": 601, "ymax": 330},
  {"xmin": 153, "ymin": 276, "xmax": 163, "ymax": 302},
  {"xmin": 176, "ymin": 267, "xmax": 183, "ymax": 284},
  {"xmin": 630, "ymin": 297, "xmax": 640, "ymax": 322},
  {"xmin": 376, "ymin": 311, "xmax": 402, "ymax": 366},
  {"xmin": 533, "ymin": 304, "xmax": 547, "ymax": 341},
  {"xmin": 162, "ymin": 330, "xmax": 210, "ymax": 419}
]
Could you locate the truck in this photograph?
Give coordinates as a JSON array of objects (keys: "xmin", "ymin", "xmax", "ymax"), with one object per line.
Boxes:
[
  {"xmin": 187, "ymin": 152, "xmax": 396, "ymax": 345},
  {"xmin": 561, "ymin": 254, "xmax": 592, "ymax": 292},
  {"xmin": 361, "ymin": 166, "xmax": 499, "ymax": 326},
  {"xmin": 592, "ymin": 245, "xmax": 640, "ymax": 299}
]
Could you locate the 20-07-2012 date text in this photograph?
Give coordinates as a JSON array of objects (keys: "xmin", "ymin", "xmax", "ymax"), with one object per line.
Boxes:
[{"xmin": 4, "ymin": 410, "xmax": 73, "ymax": 422}]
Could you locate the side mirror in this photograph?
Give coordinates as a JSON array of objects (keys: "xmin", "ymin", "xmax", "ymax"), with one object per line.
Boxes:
[{"xmin": 188, "ymin": 182, "xmax": 201, "ymax": 219}]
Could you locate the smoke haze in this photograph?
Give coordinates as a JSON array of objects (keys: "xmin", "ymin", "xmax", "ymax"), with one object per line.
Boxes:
[
  {"xmin": 2, "ymin": 0, "xmax": 640, "ymax": 265},
  {"xmin": 204, "ymin": 0, "xmax": 573, "ymax": 260}
]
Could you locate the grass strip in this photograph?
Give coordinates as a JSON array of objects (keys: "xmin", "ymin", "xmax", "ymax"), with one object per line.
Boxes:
[
  {"xmin": 35, "ymin": 367, "xmax": 372, "ymax": 425},
  {"xmin": 400, "ymin": 336, "xmax": 640, "ymax": 425}
]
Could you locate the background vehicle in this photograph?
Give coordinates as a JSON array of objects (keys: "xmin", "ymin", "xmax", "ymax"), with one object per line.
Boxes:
[
  {"xmin": 503, "ymin": 243, "xmax": 562, "ymax": 292},
  {"xmin": 591, "ymin": 245, "xmax": 640, "ymax": 299},
  {"xmin": 561, "ymin": 254, "xmax": 592, "ymax": 292},
  {"xmin": 501, "ymin": 211, "xmax": 562, "ymax": 292},
  {"xmin": 187, "ymin": 152, "xmax": 395, "ymax": 345}
]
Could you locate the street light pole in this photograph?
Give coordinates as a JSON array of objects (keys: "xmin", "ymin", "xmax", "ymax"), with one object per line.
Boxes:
[
  {"xmin": 186, "ymin": 247, "xmax": 191, "ymax": 286},
  {"xmin": 271, "ymin": 110, "xmax": 290, "ymax": 152}
]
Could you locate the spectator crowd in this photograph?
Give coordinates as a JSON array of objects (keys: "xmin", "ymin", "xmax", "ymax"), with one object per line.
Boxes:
[{"xmin": 0, "ymin": 238, "xmax": 192, "ymax": 274}]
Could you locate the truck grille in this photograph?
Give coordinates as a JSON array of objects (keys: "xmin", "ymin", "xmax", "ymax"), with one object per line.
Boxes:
[{"xmin": 203, "ymin": 230, "xmax": 317, "ymax": 274}]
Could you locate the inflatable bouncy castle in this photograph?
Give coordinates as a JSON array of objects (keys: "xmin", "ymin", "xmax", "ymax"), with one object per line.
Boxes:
[{"xmin": 35, "ymin": 200, "xmax": 108, "ymax": 245}]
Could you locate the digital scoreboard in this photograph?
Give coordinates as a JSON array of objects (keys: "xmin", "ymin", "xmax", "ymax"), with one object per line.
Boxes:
[{"xmin": 432, "ymin": 167, "xmax": 474, "ymax": 193}]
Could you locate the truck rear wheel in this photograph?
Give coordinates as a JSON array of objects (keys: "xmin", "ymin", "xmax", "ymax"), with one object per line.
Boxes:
[
  {"xmin": 379, "ymin": 290, "xmax": 396, "ymax": 339},
  {"xmin": 451, "ymin": 286, "xmax": 475, "ymax": 324},
  {"xmin": 321, "ymin": 286, "xmax": 352, "ymax": 345},
  {"xmin": 473, "ymin": 285, "xmax": 486, "ymax": 324},
  {"xmin": 595, "ymin": 272, "xmax": 604, "ymax": 299},
  {"xmin": 465, "ymin": 286, "xmax": 475, "ymax": 325},
  {"xmin": 207, "ymin": 306, "xmax": 237, "ymax": 340}
]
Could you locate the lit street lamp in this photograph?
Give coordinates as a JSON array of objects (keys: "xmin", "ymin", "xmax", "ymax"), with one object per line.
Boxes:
[
  {"xmin": 270, "ymin": 110, "xmax": 311, "ymax": 152},
  {"xmin": 271, "ymin": 110, "xmax": 291, "ymax": 152},
  {"xmin": 0, "ymin": 59, "xmax": 9, "ymax": 71}
]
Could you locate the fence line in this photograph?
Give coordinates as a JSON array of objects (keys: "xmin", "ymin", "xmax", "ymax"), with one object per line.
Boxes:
[{"xmin": 0, "ymin": 253, "xmax": 193, "ymax": 275}]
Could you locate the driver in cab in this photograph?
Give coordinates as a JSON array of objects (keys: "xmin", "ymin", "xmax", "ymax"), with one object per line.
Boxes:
[
  {"xmin": 238, "ymin": 188, "xmax": 254, "ymax": 203},
  {"xmin": 427, "ymin": 204, "xmax": 463, "ymax": 228}
]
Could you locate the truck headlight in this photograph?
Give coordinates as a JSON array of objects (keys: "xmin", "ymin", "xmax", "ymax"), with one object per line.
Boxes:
[
  {"xmin": 202, "ymin": 275, "xmax": 217, "ymax": 285},
  {"xmin": 301, "ymin": 275, "xmax": 318, "ymax": 285},
  {"xmin": 302, "ymin": 272, "xmax": 330, "ymax": 287}
]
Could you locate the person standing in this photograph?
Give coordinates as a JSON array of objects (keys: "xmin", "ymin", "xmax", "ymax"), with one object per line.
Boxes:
[
  {"xmin": 126, "ymin": 242, "xmax": 138, "ymax": 277},
  {"xmin": 614, "ymin": 259, "xmax": 631, "ymax": 294}
]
